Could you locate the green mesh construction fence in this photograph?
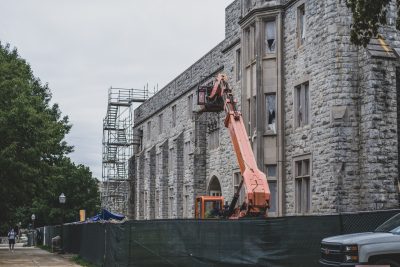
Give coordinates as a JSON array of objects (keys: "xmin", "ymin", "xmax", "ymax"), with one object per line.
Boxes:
[{"xmin": 44, "ymin": 209, "xmax": 399, "ymax": 267}]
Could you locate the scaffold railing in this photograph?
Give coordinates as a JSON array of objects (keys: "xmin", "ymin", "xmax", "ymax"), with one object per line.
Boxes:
[{"xmin": 101, "ymin": 86, "xmax": 150, "ymax": 215}]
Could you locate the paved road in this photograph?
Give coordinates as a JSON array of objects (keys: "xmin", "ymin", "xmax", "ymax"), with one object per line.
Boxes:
[{"xmin": 0, "ymin": 245, "xmax": 80, "ymax": 267}]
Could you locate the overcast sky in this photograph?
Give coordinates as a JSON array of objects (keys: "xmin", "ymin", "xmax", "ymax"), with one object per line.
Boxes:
[{"xmin": 0, "ymin": 0, "xmax": 233, "ymax": 179}]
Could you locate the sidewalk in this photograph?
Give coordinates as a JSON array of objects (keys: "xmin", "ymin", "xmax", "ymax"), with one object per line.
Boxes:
[{"xmin": 0, "ymin": 246, "xmax": 80, "ymax": 266}]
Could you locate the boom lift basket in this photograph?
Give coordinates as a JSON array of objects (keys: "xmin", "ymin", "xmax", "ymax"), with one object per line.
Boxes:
[{"xmin": 197, "ymin": 84, "xmax": 224, "ymax": 112}]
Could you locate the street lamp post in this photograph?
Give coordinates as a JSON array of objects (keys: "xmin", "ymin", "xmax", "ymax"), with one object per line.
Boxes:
[
  {"xmin": 31, "ymin": 214, "xmax": 36, "ymax": 246},
  {"xmin": 59, "ymin": 193, "xmax": 66, "ymax": 253},
  {"xmin": 31, "ymin": 214, "xmax": 35, "ymax": 229}
]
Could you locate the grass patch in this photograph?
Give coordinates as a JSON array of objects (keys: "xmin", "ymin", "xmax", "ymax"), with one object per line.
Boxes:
[{"xmin": 71, "ymin": 256, "xmax": 97, "ymax": 267}]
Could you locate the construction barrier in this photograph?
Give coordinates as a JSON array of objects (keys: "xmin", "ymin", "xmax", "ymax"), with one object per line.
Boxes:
[{"xmin": 42, "ymin": 209, "xmax": 399, "ymax": 267}]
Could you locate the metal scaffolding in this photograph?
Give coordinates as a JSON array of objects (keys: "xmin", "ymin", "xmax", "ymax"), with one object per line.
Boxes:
[{"xmin": 102, "ymin": 87, "xmax": 149, "ymax": 215}]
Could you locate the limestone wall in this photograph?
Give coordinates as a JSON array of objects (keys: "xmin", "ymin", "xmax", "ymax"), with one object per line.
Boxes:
[{"xmin": 129, "ymin": 0, "xmax": 400, "ymax": 219}]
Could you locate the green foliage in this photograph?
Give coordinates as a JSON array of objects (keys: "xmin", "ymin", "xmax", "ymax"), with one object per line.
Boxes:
[
  {"xmin": 0, "ymin": 43, "xmax": 100, "ymax": 234},
  {"xmin": 71, "ymin": 255, "xmax": 98, "ymax": 267},
  {"xmin": 345, "ymin": 0, "xmax": 400, "ymax": 46}
]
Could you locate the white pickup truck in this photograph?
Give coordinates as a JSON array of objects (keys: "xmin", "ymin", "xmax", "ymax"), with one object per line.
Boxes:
[{"xmin": 320, "ymin": 213, "xmax": 400, "ymax": 267}]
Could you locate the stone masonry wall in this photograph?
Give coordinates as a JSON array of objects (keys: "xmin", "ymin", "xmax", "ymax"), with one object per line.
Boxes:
[
  {"xmin": 130, "ymin": 0, "xmax": 400, "ymax": 219},
  {"xmin": 130, "ymin": 0, "xmax": 242, "ymax": 219},
  {"xmin": 357, "ymin": 53, "xmax": 399, "ymax": 210},
  {"xmin": 283, "ymin": 0, "xmax": 399, "ymax": 215}
]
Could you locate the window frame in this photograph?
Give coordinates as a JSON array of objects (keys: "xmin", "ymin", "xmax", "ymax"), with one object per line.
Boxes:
[
  {"xmin": 183, "ymin": 184, "xmax": 190, "ymax": 218},
  {"xmin": 184, "ymin": 141, "xmax": 191, "ymax": 167},
  {"xmin": 293, "ymin": 154, "xmax": 312, "ymax": 214},
  {"xmin": 168, "ymin": 186, "xmax": 174, "ymax": 219},
  {"xmin": 158, "ymin": 113, "xmax": 163, "ymax": 134},
  {"xmin": 147, "ymin": 121, "xmax": 151, "ymax": 140},
  {"xmin": 264, "ymin": 19, "xmax": 277, "ymax": 54},
  {"xmin": 172, "ymin": 105, "xmax": 177, "ymax": 127},
  {"xmin": 265, "ymin": 93, "xmax": 277, "ymax": 134},
  {"xmin": 168, "ymin": 147, "xmax": 174, "ymax": 173},
  {"xmin": 294, "ymin": 82, "xmax": 310, "ymax": 128},
  {"xmin": 265, "ymin": 164, "xmax": 278, "ymax": 214},
  {"xmin": 244, "ymin": 24, "xmax": 256, "ymax": 65},
  {"xmin": 187, "ymin": 94, "xmax": 193, "ymax": 120},
  {"xmin": 156, "ymin": 152, "xmax": 162, "ymax": 177},
  {"xmin": 236, "ymin": 48, "xmax": 242, "ymax": 82},
  {"xmin": 155, "ymin": 189, "xmax": 160, "ymax": 219},
  {"xmin": 144, "ymin": 190, "xmax": 148, "ymax": 218},
  {"xmin": 297, "ymin": 3, "xmax": 306, "ymax": 48}
]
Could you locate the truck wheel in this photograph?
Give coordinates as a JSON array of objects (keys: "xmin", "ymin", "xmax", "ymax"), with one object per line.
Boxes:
[{"xmin": 374, "ymin": 259, "xmax": 400, "ymax": 267}]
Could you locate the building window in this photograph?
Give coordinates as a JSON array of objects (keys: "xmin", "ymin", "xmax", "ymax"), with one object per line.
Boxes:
[
  {"xmin": 187, "ymin": 94, "xmax": 193, "ymax": 119},
  {"xmin": 208, "ymin": 119, "xmax": 219, "ymax": 150},
  {"xmin": 245, "ymin": 28, "xmax": 251, "ymax": 64},
  {"xmin": 294, "ymin": 157, "xmax": 311, "ymax": 214},
  {"xmin": 294, "ymin": 82, "xmax": 310, "ymax": 128},
  {"xmin": 138, "ymin": 128, "xmax": 143, "ymax": 151},
  {"xmin": 144, "ymin": 190, "xmax": 148, "ymax": 218},
  {"xmin": 168, "ymin": 148, "xmax": 174, "ymax": 173},
  {"xmin": 297, "ymin": 4, "xmax": 306, "ymax": 47},
  {"xmin": 156, "ymin": 153, "xmax": 162, "ymax": 177},
  {"xmin": 265, "ymin": 165, "xmax": 277, "ymax": 213},
  {"xmin": 246, "ymin": 98, "xmax": 251, "ymax": 133},
  {"xmin": 168, "ymin": 187, "xmax": 174, "ymax": 218},
  {"xmin": 265, "ymin": 20, "xmax": 276, "ymax": 53},
  {"xmin": 147, "ymin": 121, "xmax": 151, "ymax": 140},
  {"xmin": 236, "ymin": 49, "xmax": 242, "ymax": 81},
  {"xmin": 252, "ymin": 66, "xmax": 256, "ymax": 97},
  {"xmin": 265, "ymin": 94, "xmax": 276, "ymax": 133},
  {"xmin": 155, "ymin": 189, "xmax": 160, "ymax": 219},
  {"xmin": 158, "ymin": 113, "xmax": 163, "ymax": 134},
  {"xmin": 172, "ymin": 105, "xmax": 177, "ymax": 127},
  {"xmin": 184, "ymin": 141, "xmax": 191, "ymax": 167},
  {"xmin": 233, "ymin": 172, "xmax": 245, "ymax": 207},
  {"xmin": 245, "ymin": 25, "xmax": 256, "ymax": 64},
  {"xmin": 183, "ymin": 185, "xmax": 190, "ymax": 218}
]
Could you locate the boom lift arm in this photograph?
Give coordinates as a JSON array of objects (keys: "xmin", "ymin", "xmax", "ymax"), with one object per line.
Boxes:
[{"xmin": 198, "ymin": 74, "xmax": 270, "ymax": 218}]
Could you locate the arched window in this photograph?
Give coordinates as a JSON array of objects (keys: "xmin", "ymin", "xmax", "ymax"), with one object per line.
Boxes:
[{"xmin": 208, "ymin": 176, "xmax": 222, "ymax": 196}]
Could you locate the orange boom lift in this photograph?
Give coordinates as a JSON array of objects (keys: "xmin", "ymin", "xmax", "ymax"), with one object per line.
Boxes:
[{"xmin": 195, "ymin": 74, "xmax": 270, "ymax": 219}]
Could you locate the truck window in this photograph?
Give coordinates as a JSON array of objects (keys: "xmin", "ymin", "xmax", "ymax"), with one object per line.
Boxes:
[{"xmin": 375, "ymin": 213, "xmax": 400, "ymax": 234}]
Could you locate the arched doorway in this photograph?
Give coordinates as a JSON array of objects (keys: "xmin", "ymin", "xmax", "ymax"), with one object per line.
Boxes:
[{"xmin": 207, "ymin": 176, "xmax": 222, "ymax": 196}]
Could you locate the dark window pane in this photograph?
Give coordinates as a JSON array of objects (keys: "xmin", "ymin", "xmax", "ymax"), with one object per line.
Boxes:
[
  {"xmin": 269, "ymin": 181, "xmax": 277, "ymax": 212},
  {"xmin": 266, "ymin": 165, "xmax": 277, "ymax": 177}
]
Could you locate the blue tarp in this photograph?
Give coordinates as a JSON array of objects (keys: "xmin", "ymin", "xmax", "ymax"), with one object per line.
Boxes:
[{"xmin": 88, "ymin": 209, "xmax": 125, "ymax": 222}]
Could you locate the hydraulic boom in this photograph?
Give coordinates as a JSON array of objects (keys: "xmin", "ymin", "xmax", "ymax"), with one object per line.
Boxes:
[{"xmin": 198, "ymin": 74, "xmax": 270, "ymax": 219}]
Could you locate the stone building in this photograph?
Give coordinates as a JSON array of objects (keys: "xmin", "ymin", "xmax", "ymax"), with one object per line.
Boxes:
[{"xmin": 128, "ymin": 0, "xmax": 400, "ymax": 220}]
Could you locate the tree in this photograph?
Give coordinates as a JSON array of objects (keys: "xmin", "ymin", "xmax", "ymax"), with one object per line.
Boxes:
[
  {"xmin": 346, "ymin": 0, "xmax": 400, "ymax": 46},
  {"xmin": 21, "ymin": 158, "xmax": 100, "ymax": 227},
  {"xmin": 0, "ymin": 43, "xmax": 99, "ymax": 233}
]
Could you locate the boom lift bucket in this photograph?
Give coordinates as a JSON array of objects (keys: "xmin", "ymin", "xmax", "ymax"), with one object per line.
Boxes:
[{"xmin": 197, "ymin": 84, "xmax": 224, "ymax": 112}]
